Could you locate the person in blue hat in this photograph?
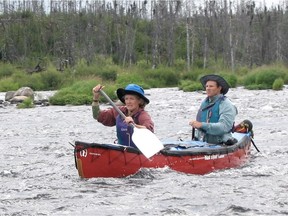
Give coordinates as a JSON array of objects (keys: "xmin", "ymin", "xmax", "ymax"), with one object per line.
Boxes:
[
  {"xmin": 189, "ymin": 74, "xmax": 238, "ymax": 145},
  {"xmin": 92, "ymin": 83, "xmax": 154, "ymax": 148}
]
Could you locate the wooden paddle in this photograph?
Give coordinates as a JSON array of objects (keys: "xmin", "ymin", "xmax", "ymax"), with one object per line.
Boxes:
[{"xmin": 99, "ymin": 89, "xmax": 164, "ymax": 158}]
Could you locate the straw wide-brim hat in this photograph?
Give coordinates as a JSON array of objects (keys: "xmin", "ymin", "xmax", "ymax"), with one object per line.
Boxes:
[
  {"xmin": 116, "ymin": 84, "xmax": 150, "ymax": 104},
  {"xmin": 200, "ymin": 74, "xmax": 230, "ymax": 95}
]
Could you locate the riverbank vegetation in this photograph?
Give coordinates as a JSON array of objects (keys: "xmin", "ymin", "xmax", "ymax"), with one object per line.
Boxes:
[{"xmin": 1, "ymin": 1, "xmax": 288, "ymax": 105}]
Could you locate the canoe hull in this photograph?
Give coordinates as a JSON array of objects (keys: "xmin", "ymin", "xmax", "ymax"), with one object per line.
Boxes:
[
  {"xmin": 74, "ymin": 143, "xmax": 168, "ymax": 178},
  {"xmin": 74, "ymin": 133, "xmax": 252, "ymax": 178}
]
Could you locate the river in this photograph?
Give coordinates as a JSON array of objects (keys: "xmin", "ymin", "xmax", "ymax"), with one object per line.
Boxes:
[{"xmin": 1, "ymin": 86, "xmax": 287, "ymax": 215}]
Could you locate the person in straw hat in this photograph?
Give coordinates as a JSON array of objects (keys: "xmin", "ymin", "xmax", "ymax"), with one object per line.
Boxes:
[
  {"xmin": 92, "ymin": 83, "xmax": 154, "ymax": 148},
  {"xmin": 189, "ymin": 74, "xmax": 238, "ymax": 145}
]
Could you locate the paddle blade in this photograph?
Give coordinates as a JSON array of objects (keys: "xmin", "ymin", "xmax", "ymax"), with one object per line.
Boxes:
[{"xmin": 132, "ymin": 128, "xmax": 164, "ymax": 158}]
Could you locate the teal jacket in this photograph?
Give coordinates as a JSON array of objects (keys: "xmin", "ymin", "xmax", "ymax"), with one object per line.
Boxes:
[{"xmin": 196, "ymin": 94, "xmax": 237, "ymax": 144}]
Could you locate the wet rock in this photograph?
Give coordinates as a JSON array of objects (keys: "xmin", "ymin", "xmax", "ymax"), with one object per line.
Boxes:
[
  {"xmin": 0, "ymin": 101, "xmax": 9, "ymax": 108},
  {"xmin": 5, "ymin": 91, "xmax": 15, "ymax": 101},
  {"xmin": 34, "ymin": 92, "xmax": 51, "ymax": 106},
  {"xmin": 40, "ymin": 101, "xmax": 50, "ymax": 107},
  {"xmin": 10, "ymin": 96, "xmax": 29, "ymax": 104},
  {"xmin": 1, "ymin": 89, "xmax": 55, "ymax": 107},
  {"xmin": 34, "ymin": 99, "xmax": 50, "ymax": 106},
  {"xmin": 5, "ymin": 87, "xmax": 34, "ymax": 104},
  {"xmin": 14, "ymin": 87, "xmax": 34, "ymax": 99}
]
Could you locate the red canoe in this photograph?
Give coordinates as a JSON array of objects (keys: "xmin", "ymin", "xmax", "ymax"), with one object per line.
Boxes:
[{"xmin": 73, "ymin": 132, "xmax": 253, "ymax": 178}]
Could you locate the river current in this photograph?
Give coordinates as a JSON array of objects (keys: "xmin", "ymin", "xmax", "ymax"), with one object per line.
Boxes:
[{"xmin": 1, "ymin": 87, "xmax": 288, "ymax": 215}]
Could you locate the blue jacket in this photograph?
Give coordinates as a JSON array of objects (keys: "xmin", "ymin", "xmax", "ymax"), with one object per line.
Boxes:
[{"xmin": 196, "ymin": 94, "xmax": 237, "ymax": 144}]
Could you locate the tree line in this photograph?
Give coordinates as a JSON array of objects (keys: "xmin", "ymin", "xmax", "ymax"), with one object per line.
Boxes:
[{"xmin": 0, "ymin": 0, "xmax": 288, "ymax": 71}]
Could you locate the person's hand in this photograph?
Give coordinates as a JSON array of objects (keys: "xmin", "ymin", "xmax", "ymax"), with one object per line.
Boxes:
[
  {"xmin": 92, "ymin": 84, "xmax": 104, "ymax": 100},
  {"xmin": 92, "ymin": 84, "xmax": 104, "ymax": 94},
  {"xmin": 124, "ymin": 116, "xmax": 146, "ymax": 129},
  {"xmin": 124, "ymin": 116, "xmax": 134, "ymax": 125},
  {"xmin": 189, "ymin": 120, "xmax": 202, "ymax": 129}
]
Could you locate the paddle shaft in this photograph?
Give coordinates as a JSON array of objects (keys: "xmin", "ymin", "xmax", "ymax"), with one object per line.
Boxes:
[{"xmin": 99, "ymin": 89, "xmax": 126, "ymax": 120}]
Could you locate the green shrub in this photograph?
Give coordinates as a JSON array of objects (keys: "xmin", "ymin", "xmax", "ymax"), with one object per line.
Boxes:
[
  {"xmin": 0, "ymin": 77, "xmax": 20, "ymax": 91},
  {"xmin": 243, "ymin": 73, "xmax": 257, "ymax": 86},
  {"xmin": 181, "ymin": 71, "xmax": 200, "ymax": 82},
  {"xmin": 49, "ymin": 79, "xmax": 117, "ymax": 105},
  {"xmin": 5, "ymin": 68, "xmax": 66, "ymax": 91},
  {"xmin": 220, "ymin": 73, "xmax": 238, "ymax": 88},
  {"xmin": 245, "ymin": 84, "xmax": 270, "ymax": 90},
  {"xmin": 136, "ymin": 60, "xmax": 151, "ymax": 70},
  {"xmin": 179, "ymin": 80, "xmax": 203, "ymax": 92},
  {"xmin": 117, "ymin": 72, "xmax": 146, "ymax": 88},
  {"xmin": 73, "ymin": 59, "xmax": 96, "ymax": 77},
  {"xmin": 17, "ymin": 98, "xmax": 35, "ymax": 109},
  {"xmin": 10, "ymin": 70, "xmax": 25, "ymax": 81},
  {"xmin": 0, "ymin": 63, "xmax": 15, "ymax": 78},
  {"xmin": 27, "ymin": 73, "xmax": 47, "ymax": 90},
  {"xmin": 256, "ymin": 69, "xmax": 284, "ymax": 88},
  {"xmin": 284, "ymin": 74, "xmax": 288, "ymax": 84},
  {"xmin": 72, "ymin": 59, "xmax": 121, "ymax": 81},
  {"xmin": 174, "ymin": 59, "xmax": 186, "ymax": 71},
  {"xmin": 181, "ymin": 67, "xmax": 213, "ymax": 83},
  {"xmin": 243, "ymin": 67, "xmax": 287, "ymax": 90},
  {"xmin": 99, "ymin": 68, "xmax": 117, "ymax": 81},
  {"xmin": 12, "ymin": 72, "xmax": 45, "ymax": 91},
  {"xmin": 142, "ymin": 67, "xmax": 180, "ymax": 87},
  {"xmin": 49, "ymin": 93, "xmax": 91, "ymax": 105},
  {"xmin": 40, "ymin": 69, "xmax": 64, "ymax": 90},
  {"xmin": 94, "ymin": 55, "xmax": 114, "ymax": 66},
  {"xmin": 236, "ymin": 66, "xmax": 249, "ymax": 76},
  {"xmin": 272, "ymin": 78, "xmax": 284, "ymax": 90},
  {"xmin": 194, "ymin": 59, "xmax": 204, "ymax": 68},
  {"xmin": 161, "ymin": 70, "xmax": 180, "ymax": 86}
]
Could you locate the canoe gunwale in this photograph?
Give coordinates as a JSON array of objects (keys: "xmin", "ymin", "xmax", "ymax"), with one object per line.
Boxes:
[{"xmin": 74, "ymin": 141, "xmax": 142, "ymax": 154}]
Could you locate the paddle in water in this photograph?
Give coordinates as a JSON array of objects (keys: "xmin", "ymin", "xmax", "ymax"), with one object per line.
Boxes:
[{"xmin": 99, "ymin": 89, "xmax": 164, "ymax": 158}]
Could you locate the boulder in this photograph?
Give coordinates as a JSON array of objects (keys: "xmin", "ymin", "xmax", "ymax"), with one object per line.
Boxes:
[
  {"xmin": 5, "ymin": 91, "xmax": 15, "ymax": 101},
  {"xmin": 10, "ymin": 96, "xmax": 29, "ymax": 104},
  {"xmin": 14, "ymin": 87, "xmax": 34, "ymax": 99}
]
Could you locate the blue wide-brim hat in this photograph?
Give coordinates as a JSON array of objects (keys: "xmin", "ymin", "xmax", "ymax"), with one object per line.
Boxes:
[
  {"xmin": 200, "ymin": 74, "xmax": 230, "ymax": 95},
  {"xmin": 117, "ymin": 84, "xmax": 150, "ymax": 104}
]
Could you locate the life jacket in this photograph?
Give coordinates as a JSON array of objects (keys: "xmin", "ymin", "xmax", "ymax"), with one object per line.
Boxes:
[
  {"xmin": 116, "ymin": 110, "xmax": 141, "ymax": 148},
  {"xmin": 196, "ymin": 95, "xmax": 225, "ymax": 123}
]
